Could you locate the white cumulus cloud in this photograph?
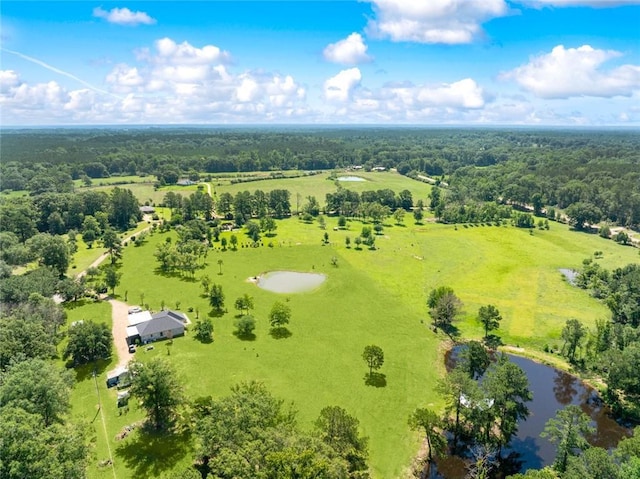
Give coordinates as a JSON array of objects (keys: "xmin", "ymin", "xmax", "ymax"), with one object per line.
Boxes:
[
  {"xmin": 153, "ymin": 37, "xmax": 231, "ymax": 65},
  {"xmin": 323, "ymin": 33, "xmax": 372, "ymax": 65},
  {"xmin": 501, "ymin": 44, "xmax": 640, "ymax": 99},
  {"xmin": 93, "ymin": 7, "xmax": 156, "ymax": 26},
  {"xmin": 365, "ymin": 0, "xmax": 509, "ymax": 44},
  {"xmin": 324, "ymin": 68, "xmax": 362, "ymax": 102}
]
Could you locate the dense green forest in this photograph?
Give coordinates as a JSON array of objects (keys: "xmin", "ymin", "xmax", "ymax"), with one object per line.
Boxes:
[{"xmin": 2, "ymin": 128, "xmax": 639, "ymax": 227}]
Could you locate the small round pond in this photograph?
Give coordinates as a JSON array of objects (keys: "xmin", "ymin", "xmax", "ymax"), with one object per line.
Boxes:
[
  {"xmin": 256, "ymin": 271, "xmax": 327, "ymax": 293},
  {"xmin": 336, "ymin": 176, "xmax": 366, "ymax": 182}
]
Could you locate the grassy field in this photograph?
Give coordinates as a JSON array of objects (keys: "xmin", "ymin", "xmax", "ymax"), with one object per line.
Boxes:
[
  {"xmin": 211, "ymin": 170, "xmax": 433, "ymax": 209},
  {"xmin": 65, "ymin": 216, "xmax": 639, "ymax": 478},
  {"xmin": 62, "ymin": 172, "xmax": 640, "ymax": 478}
]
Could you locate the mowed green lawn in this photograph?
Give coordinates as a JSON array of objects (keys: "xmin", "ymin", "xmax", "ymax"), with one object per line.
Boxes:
[{"xmin": 63, "ymin": 172, "xmax": 639, "ymax": 478}]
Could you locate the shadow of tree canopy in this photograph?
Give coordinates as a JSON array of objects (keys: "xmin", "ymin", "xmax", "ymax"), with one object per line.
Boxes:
[
  {"xmin": 115, "ymin": 429, "xmax": 192, "ymax": 477},
  {"xmin": 233, "ymin": 331, "xmax": 256, "ymax": 341},
  {"xmin": 269, "ymin": 327, "xmax": 292, "ymax": 339},
  {"xmin": 70, "ymin": 358, "xmax": 112, "ymax": 382},
  {"xmin": 364, "ymin": 372, "xmax": 387, "ymax": 388},
  {"xmin": 207, "ymin": 308, "xmax": 225, "ymax": 318}
]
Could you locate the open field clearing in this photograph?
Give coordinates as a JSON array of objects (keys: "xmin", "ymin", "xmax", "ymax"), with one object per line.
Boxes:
[{"xmin": 65, "ymin": 205, "xmax": 639, "ymax": 478}]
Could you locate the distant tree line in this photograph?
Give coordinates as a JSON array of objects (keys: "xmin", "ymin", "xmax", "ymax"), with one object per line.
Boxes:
[{"xmin": 2, "ymin": 128, "xmax": 637, "ymax": 227}]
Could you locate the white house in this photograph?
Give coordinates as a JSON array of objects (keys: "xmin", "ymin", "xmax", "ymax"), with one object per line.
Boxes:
[{"xmin": 126, "ymin": 310, "xmax": 187, "ymax": 345}]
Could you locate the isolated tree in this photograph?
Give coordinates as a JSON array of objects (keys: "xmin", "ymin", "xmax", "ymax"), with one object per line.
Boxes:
[
  {"xmin": 362, "ymin": 345, "xmax": 384, "ymax": 378},
  {"xmin": 354, "ymin": 236, "xmax": 362, "ymax": 249},
  {"xmin": 200, "ymin": 274, "xmax": 211, "ymax": 294},
  {"xmin": 193, "ymin": 318, "xmax": 214, "ymax": 342},
  {"xmin": 345, "ymin": 236, "xmax": 351, "ymax": 248},
  {"xmin": 64, "ymin": 321, "xmax": 112, "ymax": 366},
  {"xmin": 220, "ymin": 237, "xmax": 228, "ymax": 250},
  {"xmin": 217, "ymin": 259, "xmax": 223, "ymax": 275},
  {"xmin": 315, "ymin": 405, "xmax": 369, "ymax": 474},
  {"xmin": 234, "ymin": 293, "xmax": 254, "ymax": 315},
  {"xmin": 104, "ymin": 266, "xmax": 121, "ymax": 295},
  {"xmin": 561, "ymin": 319, "xmax": 587, "ymax": 363},
  {"xmin": 413, "ymin": 208, "xmax": 423, "ymax": 224},
  {"xmin": 478, "ymin": 304, "xmax": 502, "ymax": 339},
  {"xmin": 208, "ymin": 283, "xmax": 225, "ymax": 313},
  {"xmin": 234, "ymin": 315, "xmax": 256, "ymax": 338},
  {"xmin": 541, "ymin": 404, "xmax": 594, "ymax": 473},
  {"xmin": 408, "ymin": 407, "xmax": 446, "ymax": 462},
  {"xmin": 129, "ymin": 358, "xmax": 184, "ymax": 430},
  {"xmin": 0, "ymin": 359, "xmax": 73, "ymax": 426},
  {"xmin": 427, "ymin": 286, "xmax": 463, "ymax": 331},
  {"xmin": 269, "ymin": 301, "xmax": 291, "ymax": 329}
]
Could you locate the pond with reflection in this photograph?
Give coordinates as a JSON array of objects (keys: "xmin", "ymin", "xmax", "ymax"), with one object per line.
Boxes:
[{"xmin": 434, "ymin": 348, "xmax": 632, "ymax": 478}]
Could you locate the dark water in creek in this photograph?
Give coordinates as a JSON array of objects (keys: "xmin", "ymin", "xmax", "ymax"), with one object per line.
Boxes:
[{"xmin": 432, "ymin": 349, "xmax": 633, "ymax": 478}]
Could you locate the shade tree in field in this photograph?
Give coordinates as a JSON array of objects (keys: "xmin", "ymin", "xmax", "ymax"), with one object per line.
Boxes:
[
  {"xmin": 362, "ymin": 345, "xmax": 384, "ymax": 379},
  {"xmin": 64, "ymin": 321, "xmax": 112, "ymax": 366},
  {"xmin": 193, "ymin": 318, "xmax": 214, "ymax": 343},
  {"xmin": 234, "ymin": 293, "xmax": 254, "ymax": 315},
  {"xmin": 478, "ymin": 304, "xmax": 502, "ymax": 340},
  {"xmin": 234, "ymin": 314, "xmax": 256, "ymax": 339},
  {"xmin": 128, "ymin": 358, "xmax": 184, "ymax": 430},
  {"xmin": 427, "ymin": 286, "xmax": 463, "ymax": 334},
  {"xmin": 269, "ymin": 301, "xmax": 291, "ymax": 329},
  {"xmin": 208, "ymin": 284, "xmax": 225, "ymax": 314}
]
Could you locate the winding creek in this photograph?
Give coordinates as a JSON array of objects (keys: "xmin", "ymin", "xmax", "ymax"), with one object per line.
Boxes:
[{"xmin": 434, "ymin": 348, "xmax": 632, "ymax": 478}]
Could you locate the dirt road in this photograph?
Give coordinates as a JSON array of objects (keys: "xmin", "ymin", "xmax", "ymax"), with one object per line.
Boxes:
[{"xmin": 109, "ymin": 299, "xmax": 133, "ymax": 369}]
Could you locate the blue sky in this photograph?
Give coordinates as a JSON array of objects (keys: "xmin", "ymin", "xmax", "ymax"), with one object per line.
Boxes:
[{"xmin": 1, "ymin": 1, "xmax": 639, "ymax": 126}]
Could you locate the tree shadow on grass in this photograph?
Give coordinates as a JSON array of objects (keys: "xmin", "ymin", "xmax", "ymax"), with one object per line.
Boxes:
[
  {"xmin": 69, "ymin": 358, "xmax": 111, "ymax": 382},
  {"xmin": 207, "ymin": 308, "xmax": 225, "ymax": 318},
  {"xmin": 64, "ymin": 298, "xmax": 93, "ymax": 310},
  {"xmin": 364, "ymin": 372, "xmax": 387, "ymax": 388},
  {"xmin": 269, "ymin": 327, "xmax": 292, "ymax": 339},
  {"xmin": 115, "ymin": 429, "xmax": 191, "ymax": 478},
  {"xmin": 233, "ymin": 331, "xmax": 256, "ymax": 341},
  {"xmin": 193, "ymin": 335, "xmax": 213, "ymax": 344}
]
